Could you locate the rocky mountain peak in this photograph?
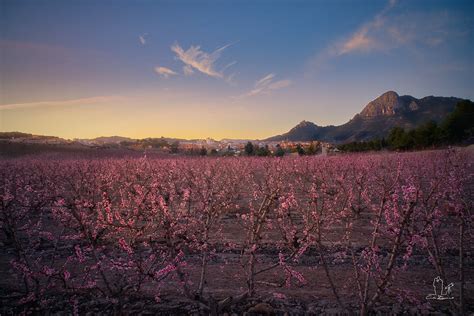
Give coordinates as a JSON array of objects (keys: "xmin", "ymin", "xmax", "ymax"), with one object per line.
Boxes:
[
  {"xmin": 265, "ymin": 92, "xmax": 463, "ymax": 143},
  {"xmin": 295, "ymin": 120, "xmax": 315, "ymax": 128},
  {"xmin": 360, "ymin": 91, "xmax": 401, "ymax": 117}
]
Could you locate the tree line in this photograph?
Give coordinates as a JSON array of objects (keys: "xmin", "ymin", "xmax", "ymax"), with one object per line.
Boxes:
[
  {"xmin": 338, "ymin": 100, "xmax": 474, "ymax": 152},
  {"xmin": 244, "ymin": 141, "xmax": 321, "ymax": 157}
]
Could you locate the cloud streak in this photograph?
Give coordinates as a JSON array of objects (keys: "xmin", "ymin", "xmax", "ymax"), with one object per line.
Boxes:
[
  {"xmin": 238, "ymin": 73, "xmax": 291, "ymax": 98},
  {"xmin": 0, "ymin": 96, "xmax": 124, "ymax": 110},
  {"xmin": 338, "ymin": 26, "xmax": 377, "ymax": 55},
  {"xmin": 139, "ymin": 33, "xmax": 147, "ymax": 45},
  {"xmin": 171, "ymin": 42, "xmax": 236, "ymax": 79},
  {"xmin": 154, "ymin": 66, "xmax": 178, "ymax": 78},
  {"xmin": 334, "ymin": 1, "xmax": 393, "ymax": 56}
]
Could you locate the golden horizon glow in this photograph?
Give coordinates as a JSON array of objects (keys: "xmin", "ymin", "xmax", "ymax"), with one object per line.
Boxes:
[{"xmin": 0, "ymin": 93, "xmax": 304, "ymax": 140}]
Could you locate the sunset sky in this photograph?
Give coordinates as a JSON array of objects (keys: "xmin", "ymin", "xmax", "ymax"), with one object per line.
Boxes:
[{"xmin": 1, "ymin": 0, "xmax": 473, "ymax": 140}]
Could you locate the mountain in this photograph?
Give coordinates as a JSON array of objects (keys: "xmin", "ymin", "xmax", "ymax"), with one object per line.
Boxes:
[
  {"xmin": 90, "ymin": 136, "xmax": 135, "ymax": 144},
  {"xmin": 276, "ymin": 120, "xmax": 324, "ymax": 141},
  {"xmin": 266, "ymin": 91, "xmax": 465, "ymax": 143},
  {"xmin": 0, "ymin": 131, "xmax": 69, "ymax": 143}
]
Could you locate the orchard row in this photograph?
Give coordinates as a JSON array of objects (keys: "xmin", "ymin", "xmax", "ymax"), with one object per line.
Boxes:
[{"xmin": 0, "ymin": 149, "xmax": 472, "ymax": 314}]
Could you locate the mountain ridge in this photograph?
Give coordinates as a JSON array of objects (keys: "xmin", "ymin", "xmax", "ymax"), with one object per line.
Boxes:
[
  {"xmin": 0, "ymin": 91, "xmax": 468, "ymax": 145},
  {"xmin": 266, "ymin": 91, "xmax": 466, "ymax": 143}
]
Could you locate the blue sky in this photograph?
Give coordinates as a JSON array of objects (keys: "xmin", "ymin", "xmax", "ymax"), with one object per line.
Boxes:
[{"xmin": 1, "ymin": 0, "xmax": 473, "ymax": 139}]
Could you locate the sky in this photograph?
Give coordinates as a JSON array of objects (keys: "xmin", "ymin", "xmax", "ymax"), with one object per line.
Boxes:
[{"xmin": 1, "ymin": 0, "xmax": 473, "ymax": 140}]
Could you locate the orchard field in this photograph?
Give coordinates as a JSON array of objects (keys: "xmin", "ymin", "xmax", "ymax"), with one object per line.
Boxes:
[{"xmin": 0, "ymin": 149, "xmax": 473, "ymax": 315}]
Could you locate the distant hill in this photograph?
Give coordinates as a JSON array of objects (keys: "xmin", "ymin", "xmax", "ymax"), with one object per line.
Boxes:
[
  {"xmin": 266, "ymin": 91, "xmax": 466, "ymax": 143},
  {"xmin": 93, "ymin": 136, "xmax": 134, "ymax": 143},
  {"xmin": 0, "ymin": 131, "xmax": 65, "ymax": 141},
  {"xmin": 0, "ymin": 132, "xmax": 34, "ymax": 139}
]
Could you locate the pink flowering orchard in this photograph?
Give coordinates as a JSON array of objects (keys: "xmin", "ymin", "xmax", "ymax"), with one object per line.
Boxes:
[
  {"xmin": 0, "ymin": 149, "xmax": 473, "ymax": 314},
  {"xmin": 3, "ymin": 0, "xmax": 474, "ymax": 313}
]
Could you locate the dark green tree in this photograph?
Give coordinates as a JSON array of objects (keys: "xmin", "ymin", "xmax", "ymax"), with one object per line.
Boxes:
[
  {"xmin": 256, "ymin": 145, "xmax": 271, "ymax": 156},
  {"xmin": 306, "ymin": 142, "xmax": 318, "ymax": 155},
  {"xmin": 275, "ymin": 144, "xmax": 285, "ymax": 157},
  {"xmin": 413, "ymin": 120, "xmax": 441, "ymax": 148},
  {"xmin": 199, "ymin": 147, "xmax": 207, "ymax": 156},
  {"xmin": 387, "ymin": 127, "xmax": 413, "ymax": 150},
  {"xmin": 245, "ymin": 142, "xmax": 255, "ymax": 156},
  {"xmin": 296, "ymin": 144, "xmax": 305, "ymax": 156},
  {"xmin": 441, "ymin": 100, "xmax": 474, "ymax": 143},
  {"xmin": 170, "ymin": 141, "xmax": 179, "ymax": 153}
]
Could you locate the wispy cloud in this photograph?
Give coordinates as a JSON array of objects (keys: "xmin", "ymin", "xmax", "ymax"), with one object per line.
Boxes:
[
  {"xmin": 338, "ymin": 26, "xmax": 377, "ymax": 56},
  {"xmin": 0, "ymin": 96, "xmax": 124, "ymax": 110},
  {"xmin": 224, "ymin": 71, "xmax": 240, "ymax": 86},
  {"xmin": 335, "ymin": 1, "xmax": 393, "ymax": 56},
  {"xmin": 154, "ymin": 66, "xmax": 178, "ymax": 78},
  {"xmin": 255, "ymin": 73, "xmax": 275, "ymax": 87},
  {"xmin": 183, "ymin": 65, "xmax": 194, "ymax": 76},
  {"xmin": 222, "ymin": 61, "xmax": 237, "ymax": 72},
  {"xmin": 310, "ymin": 0, "xmax": 461, "ymax": 71},
  {"xmin": 139, "ymin": 33, "xmax": 147, "ymax": 45},
  {"xmin": 171, "ymin": 42, "xmax": 236, "ymax": 79},
  {"xmin": 238, "ymin": 73, "xmax": 291, "ymax": 98}
]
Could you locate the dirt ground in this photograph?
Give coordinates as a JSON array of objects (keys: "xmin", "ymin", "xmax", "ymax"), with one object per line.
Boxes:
[{"xmin": 1, "ymin": 209, "xmax": 472, "ymax": 315}]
